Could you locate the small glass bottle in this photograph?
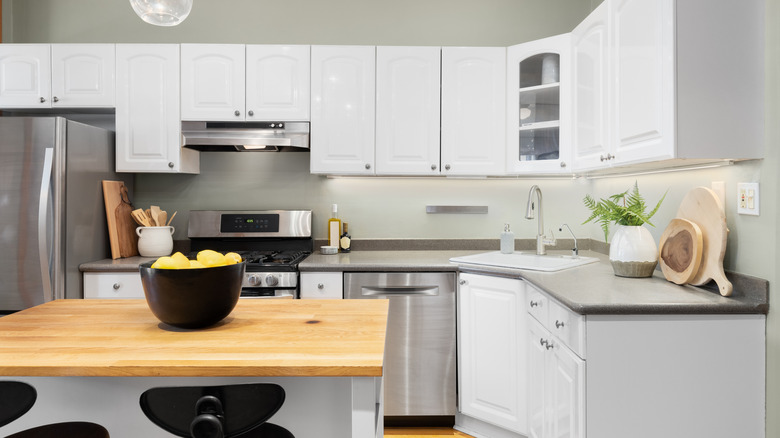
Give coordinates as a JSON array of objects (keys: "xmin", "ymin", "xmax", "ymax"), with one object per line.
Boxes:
[
  {"xmin": 339, "ymin": 222, "xmax": 352, "ymax": 253},
  {"xmin": 328, "ymin": 204, "xmax": 341, "ymax": 249},
  {"xmin": 500, "ymin": 223, "xmax": 515, "ymax": 254}
]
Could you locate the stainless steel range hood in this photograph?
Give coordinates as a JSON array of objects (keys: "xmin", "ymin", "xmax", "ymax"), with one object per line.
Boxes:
[{"xmin": 181, "ymin": 121, "xmax": 309, "ymax": 152}]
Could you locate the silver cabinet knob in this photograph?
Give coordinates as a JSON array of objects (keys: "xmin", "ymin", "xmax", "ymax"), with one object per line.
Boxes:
[
  {"xmin": 530, "ymin": 300, "xmax": 540, "ymax": 307},
  {"xmin": 365, "ymin": 163, "xmax": 371, "ymax": 170},
  {"xmin": 112, "ymin": 283, "xmax": 121, "ymax": 290},
  {"xmin": 444, "ymin": 164, "xmax": 451, "ymax": 171},
  {"xmin": 555, "ymin": 320, "xmax": 565, "ymax": 329},
  {"xmin": 560, "ymin": 161, "xmax": 566, "ymax": 168},
  {"xmin": 52, "ymin": 96, "xmax": 59, "ymax": 103},
  {"xmin": 234, "ymin": 110, "xmax": 241, "ymax": 116},
  {"xmin": 431, "ymin": 164, "xmax": 437, "ymax": 171},
  {"xmin": 40, "ymin": 97, "xmax": 46, "ymax": 103},
  {"xmin": 317, "ymin": 283, "xmax": 324, "ymax": 290},
  {"xmin": 459, "ymin": 279, "xmax": 467, "ymax": 286},
  {"xmin": 600, "ymin": 155, "xmax": 606, "ymax": 162},
  {"xmin": 539, "ymin": 338, "xmax": 548, "ymax": 347},
  {"xmin": 545, "ymin": 340, "xmax": 554, "ymax": 350},
  {"xmin": 168, "ymin": 162, "xmax": 174, "ymax": 169},
  {"xmin": 248, "ymin": 110, "xmax": 254, "ymax": 116}
]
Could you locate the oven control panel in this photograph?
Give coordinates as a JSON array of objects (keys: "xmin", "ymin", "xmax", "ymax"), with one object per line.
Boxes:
[{"xmin": 221, "ymin": 214, "xmax": 280, "ymax": 233}]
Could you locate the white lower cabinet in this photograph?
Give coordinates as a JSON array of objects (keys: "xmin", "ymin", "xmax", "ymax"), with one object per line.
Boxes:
[
  {"xmin": 83, "ymin": 272, "xmax": 144, "ymax": 299},
  {"xmin": 299, "ymin": 272, "xmax": 343, "ymax": 299},
  {"xmin": 528, "ymin": 317, "xmax": 585, "ymax": 438},
  {"xmin": 457, "ymin": 273, "xmax": 527, "ymax": 435}
]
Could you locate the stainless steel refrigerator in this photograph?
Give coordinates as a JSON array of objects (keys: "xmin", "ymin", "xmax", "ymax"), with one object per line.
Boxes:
[{"xmin": 0, "ymin": 117, "xmax": 130, "ymax": 313}]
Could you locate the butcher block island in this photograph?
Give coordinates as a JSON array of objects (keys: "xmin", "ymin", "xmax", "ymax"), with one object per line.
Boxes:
[{"xmin": 0, "ymin": 299, "xmax": 390, "ymax": 438}]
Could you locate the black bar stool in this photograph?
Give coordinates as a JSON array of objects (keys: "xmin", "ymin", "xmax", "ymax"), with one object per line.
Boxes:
[
  {"xmin": 0, "ymin": 381, "xmax": 109, "ymax": 438},
  {"xmin": 140, "ymin": 383, "xmax": 294, "ymax": 438}
]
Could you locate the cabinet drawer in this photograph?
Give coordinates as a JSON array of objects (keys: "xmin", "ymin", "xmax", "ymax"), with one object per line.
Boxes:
[
  {"xmin": 83, "ymin": 272, "xmax": 144, "ymax": 299},
  {"xmin": 300, "ymin": 272, "xmax": 343, "ymax": 299},
  {"xmin": 548, "ymin": 298, "xmax": 586, "ymax": 358},
  {"xmin": 527, "ymin": 288, "xmax": 549, "ymax": 325}
]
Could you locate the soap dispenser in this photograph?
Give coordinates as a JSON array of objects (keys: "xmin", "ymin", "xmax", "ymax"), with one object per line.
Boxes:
[{"xmin": 500, "ymin": 224, "xmax": 515, "ymax": 254}]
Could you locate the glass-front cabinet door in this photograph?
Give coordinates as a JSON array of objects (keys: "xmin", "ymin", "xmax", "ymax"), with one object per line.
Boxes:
[{"xmin": 506, "ymin": 34, "xmax": 570, "ymax": 174}]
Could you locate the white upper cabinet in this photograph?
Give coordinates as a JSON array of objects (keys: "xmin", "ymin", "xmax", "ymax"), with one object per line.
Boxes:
[
  {"xmin": 507, "ymin": 35, "xmax": 570, "ymax": 174},
  {"xmin": 116, "ymin": 44, "xmax": 199, "ymax": 173},
  {"xmin": 245, "ymin": 45, "xmax": 310, "ymax": 121},
  {"xmin": 310, "ymin": 46, "xmax": 376, "ymax": 175},
  {"xmin": 181, "ymin": 44, "xmax": 245, "ymax": 121},
  {"xmin": 0, "ymin": 44, "xmax": 114, "ymax": 108},
  {"xmin": 442, "ymin": 47, "xmax": 506, "ymax": 176},
  {"xmin": 573, "ymin": 0, "xmax": 764, "ymax": 172},
  {"xmin": 571, "ymin": 1, "xmax": 610, "ymax": 170},
  {"xmin": 375, "ymin": 46, "xmax": 441, "ymax": 175},
  {"xmin": 182, "ymin": 44, "xmax": 310, "ymax": 122}
]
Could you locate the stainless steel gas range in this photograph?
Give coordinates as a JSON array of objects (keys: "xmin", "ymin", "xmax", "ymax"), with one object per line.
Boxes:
[{"xmin": 188, "ymin": 210, "xmax": 312, "ymax": 298}]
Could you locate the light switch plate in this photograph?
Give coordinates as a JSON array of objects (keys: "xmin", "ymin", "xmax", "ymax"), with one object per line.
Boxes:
[{"xmin": 737, "ymin": 182, "xmax": 759, "ymax": 216}]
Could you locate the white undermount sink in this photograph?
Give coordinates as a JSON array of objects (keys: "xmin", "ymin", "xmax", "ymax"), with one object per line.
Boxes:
[{"xmin": 450, "ymin": 251, "xmax": 599, "ymax": 272}]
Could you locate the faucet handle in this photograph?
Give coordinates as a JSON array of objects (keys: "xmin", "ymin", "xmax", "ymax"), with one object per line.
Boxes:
[{"xmin": 542, "ymin": 228, "xmax": 557, "ymax": 246}]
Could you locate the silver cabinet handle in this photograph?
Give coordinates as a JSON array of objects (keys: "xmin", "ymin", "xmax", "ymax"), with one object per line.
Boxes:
[
  {"xmin": 365, "ymin": 163, "xmax": 371, "ymax": 170},
  {"xmin": 560, "ymin": 161, "xmax": 566, "ymax": 168},
  {"xmin": 361, "ymin": 286, "xmax": 438, "ymax": 297},
  {"xmin": 317, "ymin": 283, "xmax": 324, "ymax": 290},
  {"xmin": 431, "ymin": 164, "xmax": 437, "ymax": 171},
  {"xmin": 459, "ymin": 279, "xmax": 467, "ymax": 286},
  {"xmin": 113, "ymin": 283, "xmax": 121, "ymax": 290},
  {"xmin": 545, "ymin": 340, "xmax": 554, "ymax": 350},
  {"xmin": 234, "ymin": 110, "xmax": 241, "ymax": 116},
  {"xmin": 555, "ymin": 320, "xmax": 565, "ymax": 329},
  {"xmin": 444, "ymin": 164, "xmax": 451, "ymax": 170},
  {"xmin": 248, "ymin": 110, "xmax": 254, "ymax": 116},
  {"xmin": 530, "ymin": 300, "xmax": 540, "ymax": 307},
  {"xmin": 168, "ymin": 162, "xmax": 174, "ymax": 169},
  {"xmin": 53, "ymin": 96, "xmax": 59, "ymax": 103},
  {"xmin": 40, "ymin": 97, "xmax": 46, "ymax": 103}
]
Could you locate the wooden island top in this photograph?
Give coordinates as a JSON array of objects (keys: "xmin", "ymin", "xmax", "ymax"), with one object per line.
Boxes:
[{"xmin": 0, "ymin": 299, "xmax": 389, "ymax": 378}]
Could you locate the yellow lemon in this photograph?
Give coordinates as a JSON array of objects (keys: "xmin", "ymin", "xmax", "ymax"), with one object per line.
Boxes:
[
  {"xmin": 225, "ymin": 252, "xmax": 242, "ymax": 264},
  {"xmin": 189, "ymin": 260, "xmax": 205, "ymax": 269},
  {"xmin": 151, "ymin": 256, "xmax": 177, "ymax": 269},
  {"xmin": 170, "ymin": 252, "xmax": 190, "ymax": 269},
  {"xmin": 197, "ymin": 249, "xmax": 227, "ymax": 267}
]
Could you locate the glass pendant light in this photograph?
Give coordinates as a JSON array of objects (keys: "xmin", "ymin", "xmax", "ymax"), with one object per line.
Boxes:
[{"xmin": 130, "ymin": 0, "xmax": 193, "ymax": 26}]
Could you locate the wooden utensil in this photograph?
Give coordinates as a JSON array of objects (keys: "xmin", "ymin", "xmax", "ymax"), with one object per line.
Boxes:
[
  {"xmin": 102, "ymin": 180, "xmax": 139, "ymax": 259},
  {"xmin": 158, "ymin": 211, "xmax": 167, "ymax": 228},
  {"xmin": 659, "ymin": 218, "xmax": 703, "ymax": 285},
  {"xmin": 166, "ymin": 211, "xmax": 177, "ymax": 226},
  {"xmin": 150, "ymin": 205, "xmax": 162, "ymax": 227},
  {"xmin": 676, "ymin": 187, "xmax": 732, "ymax": 296}
]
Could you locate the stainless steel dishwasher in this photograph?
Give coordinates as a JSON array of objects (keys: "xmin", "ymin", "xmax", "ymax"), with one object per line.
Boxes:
[{"xmin": 344, "ymin": 272, "xmax": 456, "ymax": 421}]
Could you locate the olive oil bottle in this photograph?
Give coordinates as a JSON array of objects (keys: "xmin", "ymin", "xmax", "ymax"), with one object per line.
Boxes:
[
  {"xmin": 339, "ymin": 222, "xmax": 352, "ymax": 253},
  {"xmin": 328, "ymin": 204, "xmax": 341, "ymax": 248}
]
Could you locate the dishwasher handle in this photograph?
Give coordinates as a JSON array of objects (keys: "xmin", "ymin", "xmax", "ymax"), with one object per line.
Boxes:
[{"xmin": 361, "ymin": 286, "xmax": 439, "ymax": 297}]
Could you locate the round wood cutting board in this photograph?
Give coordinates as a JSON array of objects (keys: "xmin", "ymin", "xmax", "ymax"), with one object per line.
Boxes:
[
  {"xmin": 675, "ymin": 187, "xmax": 732, "ymax": 296},
  {"xmin": 659, "ymin": 218, "xmax": 703, "ymax": 285}
]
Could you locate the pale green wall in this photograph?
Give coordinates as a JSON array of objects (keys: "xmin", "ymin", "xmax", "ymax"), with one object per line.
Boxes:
[{"xmin": 4, "ymin": 0, "xmax": 778, "ymax": 435}]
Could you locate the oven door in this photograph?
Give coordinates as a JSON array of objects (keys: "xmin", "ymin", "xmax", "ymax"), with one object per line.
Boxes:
[{"xmin": 240, "ymin": 288, "xmax": 295, "ymax": 299}]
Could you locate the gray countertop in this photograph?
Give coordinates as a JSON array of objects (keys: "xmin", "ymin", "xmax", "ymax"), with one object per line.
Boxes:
[{"xmin": 82, "ymin": 249, "xmax": 768, "ymax": 315}]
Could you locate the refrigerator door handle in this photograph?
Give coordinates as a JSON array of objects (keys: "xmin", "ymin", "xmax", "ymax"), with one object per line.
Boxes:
[{"xmin": 38, "ymin": 148, "xmax": 54, "ymax": 302}]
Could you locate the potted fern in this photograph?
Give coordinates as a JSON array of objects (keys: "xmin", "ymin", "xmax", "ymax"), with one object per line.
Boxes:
[{"xmin": 583, "ymin": 182, "xmax": 666, "ymax": 278}]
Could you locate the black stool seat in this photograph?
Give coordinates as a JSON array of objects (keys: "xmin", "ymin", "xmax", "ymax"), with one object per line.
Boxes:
[
  {"xmin": 4, "ymin": 421, "xmax": 110, "ymax": 438},
  {"xmin": 140, "ymin": 383, "xmax": 293, "ymax": 438},
  {"xmin": 0, "ymin": 381, "xmax": 36, "ymax": 428}
]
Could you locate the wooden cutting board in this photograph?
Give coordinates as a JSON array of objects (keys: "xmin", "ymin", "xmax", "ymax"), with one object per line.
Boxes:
[
  {"xmin": 659, "ymin": 218, "xmax": 703, "ymax": 285},
  {"xmin": 102, "ymin": 180, "xmax": 139, "ymax": 259},
  {"xmin": 675, "ymin": 187, "xmax": 732, "ymax": 296}
]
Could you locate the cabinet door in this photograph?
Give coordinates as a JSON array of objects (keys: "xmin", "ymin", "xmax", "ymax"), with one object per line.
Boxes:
[
  {"xmin": 0, "ymin": 44, "xmax": 51, "ymax": 108},
  {"xmin": 571, "ymin": 2, "xmax": 611, "ymax": 171},
  {"xmin": 310, "ymin": 46, "xmax": 376, "ymax": 175},
  {"xmin": 51, "ymin": 44, "xmax": 115, "ymax": 108},
  {"xmin": 458, "ymin": 273, "xmax": 527, "ymax": 434},
  {"xmin": 299, "ymin": 272, "xmax": 343, "ymax": 299},
  {"xmin": 245, "ymin": 45, "xmax": 310, "ymax": 121},
  {"xmin": 549, "ymin": 339, "xmax": 585, "ymax": 438},
  {"xmin": 611, "ymin": 0, "xmax": 674, "ymax": 165},
  {"xmin": 181, "ymin": 44, "xmax": 246, "ymax": 121},
  {"xmin": 441, "ymin": 47, "xmax": 506, "ymax": 176},
  {"xmin": 507, "ymin": 35, "xmax": 570, "ymax": 174},
  {"xmin": 116, "ymin": 44, "xmax": 199, "ymax": 173},
  {"xmin": 528, "ymin": 317, "xmax": 549, "ymax": 438},
  {"xmin": 83, "ymin": 272, "xmax": 144, "ymax": 299},
  {"xmin": 375, "ymin": 46, "xmax": 441, "ymax": 175}
]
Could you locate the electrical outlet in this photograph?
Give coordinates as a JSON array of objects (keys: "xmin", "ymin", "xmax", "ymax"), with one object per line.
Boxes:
[{"xmin": 737, "ymin": 182, "xmax": 759, "ymax": 216}]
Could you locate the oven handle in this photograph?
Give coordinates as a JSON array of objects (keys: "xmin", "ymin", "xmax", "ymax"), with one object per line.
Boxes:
[{"xmin": 361, "ymin": 286, "xmax": 439, "ymax": 297}]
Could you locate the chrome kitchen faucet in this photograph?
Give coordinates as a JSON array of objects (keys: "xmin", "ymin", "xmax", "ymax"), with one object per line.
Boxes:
[{"xmin": 525, "ymin": 185, "xmax": 556, "ymax": 255}]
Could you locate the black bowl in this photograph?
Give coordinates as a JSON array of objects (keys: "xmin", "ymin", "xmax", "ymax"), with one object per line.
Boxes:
[{"xmin": 139, "ymin": 261, "xmax": 245, "ymax": 329}]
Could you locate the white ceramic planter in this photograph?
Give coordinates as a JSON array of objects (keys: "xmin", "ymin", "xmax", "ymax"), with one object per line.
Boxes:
[
  {"xmin": 136, "ymin": 226, "xmax": 175, "ymax": 257},
  {"xmin": 609, "ymin": 225, "xmax": 658, "ymax": 277}
]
